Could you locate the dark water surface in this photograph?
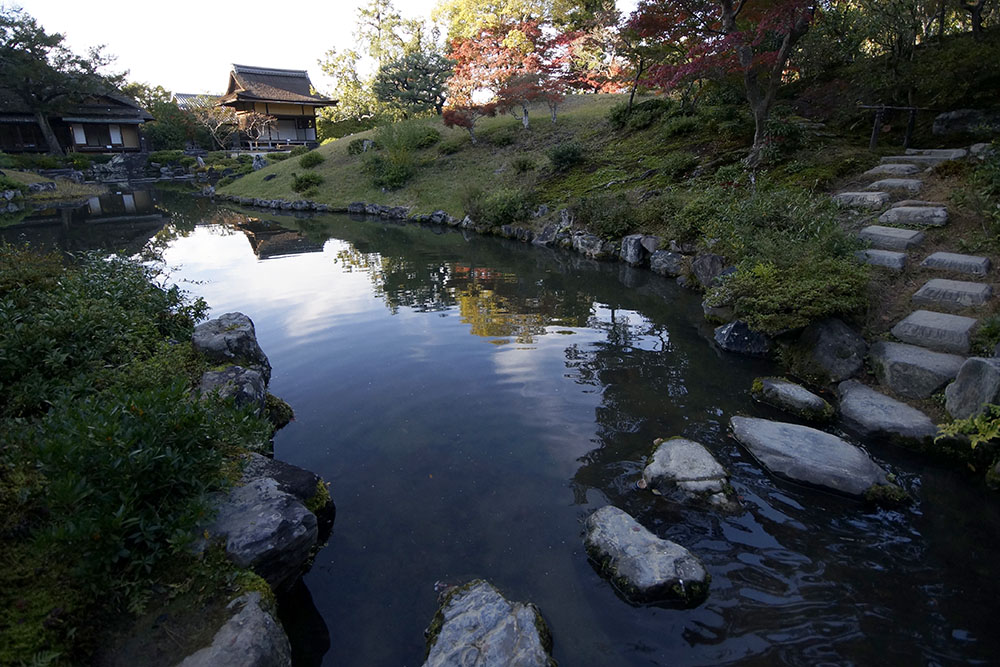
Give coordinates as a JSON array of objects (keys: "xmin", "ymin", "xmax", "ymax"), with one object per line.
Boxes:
[{"xmin": 10, "ymin": 191, "xmax": 1000, "ymax": 665}]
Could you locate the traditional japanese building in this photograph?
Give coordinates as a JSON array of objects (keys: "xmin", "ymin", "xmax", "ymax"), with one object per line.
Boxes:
[
  {"xmin": 0, "ymin": 89, "xmax": 152, "ymax": 154},
  {"xmin": 217, "ymin": 64, "xmax": 335, "ymax": 149}
]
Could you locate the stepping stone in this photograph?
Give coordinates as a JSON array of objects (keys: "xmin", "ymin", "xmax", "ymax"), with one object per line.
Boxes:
[
  {"xmin": 751, "ymin": 377, "xmax": 834, "ymax": 420},
  {"xmin": 870, "ymin": 341, "xmax": 965, "ymax": 399},
  {"xmin": 905, "ymin": 148, "xmax": 968, "ymax": 159},
  {"xmin": 855, "ymin": 249, "xmax": 905, "ymax": 271},
  {"xmin": 833, "ymin": 191, "xmax": 890, "ymax": 209},
  {"xmin": 881, "ymin": 154, "xmax": 959, "ymax": 167},
  {"xmin": 864, "ymin": 164, "xmax": 920, "ymax": 177},
  {"xmin": 867, "ymin": 178, "xmax": 922, "ymax": 194},
  {"xmin": 640, "ymin": 437, "xmax": 738, "ymax": 509},
  {"xmin": 891, "ymin": 309, "xmax": 977, "ymax": 354},
  {"xmin": 838, "ymin": 380, "xmax": 938, "ymax": 444},
  {"xmin": 892, "ymin": 199, "xmax": 946, "ymax": 208},
  {"xmin": 912, "ymin": 278, "xmax": 992, "ymax": 308},
  {"xmin": 921, "ymin": 252, "xmax": 991, "ymax": 276},
  {"xmin": 858, "ymin": 225, "xmax": 925, "ymax": 250},
  {"xmin": 729, "ymin": 416, "xmax": 894, "ymax": 497},
  {"xmin": 878, "ymin": 206, "xmax": 948, "ymax": 227},
  {"xmin": 584, "ymin": 505, "xmax": 709, "ymax": 605}
]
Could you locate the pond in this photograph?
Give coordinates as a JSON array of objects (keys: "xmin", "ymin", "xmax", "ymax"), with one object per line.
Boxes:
[{"xmin": 9, "ymin": 190, "xmax": 1000, "ymax": 666}]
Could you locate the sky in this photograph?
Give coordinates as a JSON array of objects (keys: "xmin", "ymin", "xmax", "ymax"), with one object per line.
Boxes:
[{"xmin": 16, "ymin": 0, "xmax": 638, "ymax": 97}]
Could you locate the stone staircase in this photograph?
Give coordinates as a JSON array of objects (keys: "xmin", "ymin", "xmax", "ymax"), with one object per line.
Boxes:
[{"xmin": 834, "ymin": 146, "xmax": 995, "ymax": 405}]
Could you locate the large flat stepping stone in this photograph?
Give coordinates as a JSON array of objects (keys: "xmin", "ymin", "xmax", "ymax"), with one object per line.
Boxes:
[
  {"xmin": 729, "ymin": 416, "xmax": 893, "ymax": 497},
  {"xmin": 912, "ymin": 278, "xmax": 992, "ymax": 308},
  {"xmin": 640, "ymin": 437, "xmax": 737, "ymax": 509},
  {"xmin": 905, "ymin": 148, "xmax": 968, "ymax": 159},
  {"xmin": 891, "ymin": 310, "xmax": 976, "ymax": 354},
  {"xmin": 867, "ymin": 178, "xmax": 922, "ymax": 194},
  {"xmin": 944, "ymin": 357, "xmax": 1000, "ymax": 419},
  {"xmin": 833, "ymin": 191, "xmax": 890, "ymax": 209},
  {"xmin": 584, "ymin": 505, "xmax": 709, "ymax": 606},
  {"xmin": 751, "ymin": 377, "xmax": 834, "ymax": 420},
  {"xmin": 855, "ymin": 249, "xmax": 905, "ymax": 271},
  {"xmin": 864, "ymin": 164, "xmax": 920, "ymax": 177},
  {"xmin": 837, "ymin": 380, "xmax": 938, "ymax": 444},
  {"xmin": 878, "ymin": 206, "xmax": 948, "ymax": 227},
  {"xmin": 921, "ymin": 252, "xmax": 991, "ymax": 276},
  {"xmin": 858, "ymin": 225, "xmax": 925, "ymax": 250},
  {"xmin": 881, "ymin": 154, "xmax": 959, "ymax": 167},
  {"xmin": 423, "ymin": 580, "xmax": 553, "ymax": 667},
  {"xmin": 870, "ymin": 341, "xmax": 965, "ymax": 399},
  {"xmin": 892, "ymin": 199, "xmax": 946, "ymax": 208}
]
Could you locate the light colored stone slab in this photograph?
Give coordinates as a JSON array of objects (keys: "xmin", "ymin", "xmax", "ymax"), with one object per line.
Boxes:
[
  {"xmin": 864, "ymin": 164, "xmax": 920, "ymax": 177},
  {"xmin": 905, "ymin": 148, "xmax": 968, "ymax": 159},
  {"xmin": 892, "ymin": 199, "xmax": 947, "ymax": 208},
  {"xmin": 751, "ymin": 377, "xmax": 834, "ymax": 420},
  {"xmin": 878, "ymin": 206, "xmax": 948, "ymax": 227},
  {"xmin": 838, "ymin": 380, "xmax": 938, "ymax": 444},
  {"xmin": 640, "ymin": 437, "xmax": 736, "ymax": 509},
  {"xmin": 881, "ymin": 154, "xmax": 959, "ymax": 166},
  {"xmin": 921, "ymin": 252, "xmax": 991, "ymax": 276},
  {"xmin": 912, "ymin": 278, "xmax": 992, "ymax": 308},
  {"xmin": 891, "ymin": 309, "xmax": 977, "ymax": 353},
  {"xmin": 858, "ymin": 225, "xmax": 925, "ymax": 250},
  {"xmin": 833, "ymin": 191, "xmax": 890, "ymax": 209},
  {"xmin": 855, "ymin": 249, "xmax": 905, "ymax": 271},
  {"xmin": 870, "ymin": 341, "xmax": 965, "ymax": 399},
  {"xmin": 867, "ymin": 178, "xmax": 922, "ymax": 194}
]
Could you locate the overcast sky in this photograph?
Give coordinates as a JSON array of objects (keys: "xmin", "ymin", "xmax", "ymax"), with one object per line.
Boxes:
[{"xmin": 16, "ymin": 0, "xmax": 638, "ymax": 96}]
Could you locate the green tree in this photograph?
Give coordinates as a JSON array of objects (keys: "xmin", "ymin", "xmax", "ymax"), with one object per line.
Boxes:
[
  {"xmin": 0, "ymin": 6, "xmax": 122, "ymax": 154},
  {"xmin": 373, "ymin": 51, "xmax": 454, "ymax": 115}
]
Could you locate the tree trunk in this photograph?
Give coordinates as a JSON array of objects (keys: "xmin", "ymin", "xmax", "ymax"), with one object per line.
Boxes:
[
  {"xmin": 627, "ymin": 57, "xmax": 644, "ymax": 113},
  {"xmin": 971, "ymin": 0, "xmax": 985, "ymax": 40},
  {"xmin": 520, "ymin": 103, "xmax": 530, "ymax": 129},
  {"xmin": 35, "ymin": 111, "xmax": 65, "ymax": 156}
]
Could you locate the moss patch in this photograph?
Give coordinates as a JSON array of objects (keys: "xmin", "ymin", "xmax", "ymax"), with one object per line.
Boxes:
[
  {"xmin": 863, "ymin": 483, "xmax": 911, "ymax": 508},
  {"xmin": 264, "ymin": 393, "xmax": 294, "ymax": 431}
]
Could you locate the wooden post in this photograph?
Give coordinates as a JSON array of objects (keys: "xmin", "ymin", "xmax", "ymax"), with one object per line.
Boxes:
[
  {"xmin": 904, "ymin": 109, "xmax": 917, "ymax": 150},
  {"xmin": 869, "ymin": 106, "xmax": 884, "ymax": 151}
]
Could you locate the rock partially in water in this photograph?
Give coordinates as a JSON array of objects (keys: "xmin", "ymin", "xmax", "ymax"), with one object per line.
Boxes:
[
  {"xmin": 838, "ymin": 380, "xmax": 937, "ymax": 445},
  {"xmin": 795, "ymin": 318, "xmax": 867, "ymax": 383},
  {"xmin": 584, "ymin": 505, "xmax": 710, "ymax": 606},
  {"xmin": 241, "ymin": 453, "xmax": 335, "ymax": 526},
  {"xmin": 205, "ymin": 478, "xmax": 318, "ymax": 592},
  {"xmin": 640, "ymin": 437, "xmax": 738, "ymax": 509},
  {"xmin": 193, "ymin": 312, "xmax": 271, "ymax": 383},
  {"xmin": 620, "ymin": 234, "xmax": 649, "ymax": 266},
  {"xmin": 572, "ymin": 233, "xmax": 616, "ymax": 260},
  {"xmin": 691, "ymin": 253, "xmax": 728, "ymax": 288},
  {"xmin": 176, "ymin": 593, "xmax": 291, "ymax": 667},
  {"xmin": 714, "ymin": 321, "xmax": 771, "ymax": 357},
  {"xmin": 730, "ymin": 416, "xmax": 893, "ymax": 497},
  {"xmin": 944, "ymin": 357, "xmax": 1000, "ymax": 419},
  {"xmin": 649, "ymin": 250, "xmax": 686, "ymax": 277},
  {"xmin": 199, "ymin": 366, "xmax": 266, "ymax": 413},
  {"xmin": 423, "ymin": 579, "xmax": 554, "ymax": 667},
  {"xmin": 751, "ymin": 377, "xmax": 834, "ymax": 421}
]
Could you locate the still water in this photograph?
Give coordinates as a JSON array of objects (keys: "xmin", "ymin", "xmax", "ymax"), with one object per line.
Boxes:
[{"xmin": 8, "ymin": 191, "xmax": 1000, "ymax": 665}]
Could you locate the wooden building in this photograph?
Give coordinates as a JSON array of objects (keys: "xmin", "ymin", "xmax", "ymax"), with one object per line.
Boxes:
[
  {"xmin": 0, "ymin": 89, "xmax": 152, "ymax": 154},
  {"xmin": 217, "ymin": 64, "xmax": 335, "ymax": 149}
]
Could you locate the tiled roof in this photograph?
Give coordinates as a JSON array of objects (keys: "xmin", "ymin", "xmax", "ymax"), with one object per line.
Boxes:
[
  {"xmin": 173, "ymin": 92, "xmax": 220, "ymax": 109},
  {"xmin": 217, "ymin": 64, "xmax": 335, "ymax": 106},
  {"xmin": 0, "ymin": 88, "xmax": 152, "ymax": 121}
]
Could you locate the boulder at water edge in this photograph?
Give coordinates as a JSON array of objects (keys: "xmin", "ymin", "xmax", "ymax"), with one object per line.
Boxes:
[
  {"xmin": 944, "ymin": 357, "xmax": 1000, "ymax": 419},
  {"xmin": 714, "ymin": 321, "xmax": 771, "ymax": 356},
  {"xmin": 640, "ymin": 437, "xmax": 738, "ymax": 510},
  {"xmin": 584, "ymin": 505, "xmax": 710, "ymax": 606},
  {"xmin": 838, "ymin": 380, "xmax": 937, "ymax": 445},
  {"xmin": 176, "ymin": 593, "xmax": 291, "ymax": 667},
  {"xmin": 193, "ymin": 312, "xmax": 272, "ymax": 382},
  {"xmin": 795, "ymin": 318, "xmax": 867, "ymax": 383},
  {"xmin": 691, "ymin": 253, "xmax": 728, "ymax": 289},
  {"xmin": 423, "ymin": 580, "xmax": 554, "ymax": 667},
  {"xmin": 199, "ymin": 365, "xmax": 266, "ymax": 413},
  {"xmin": 751, "ymin": 377, "xmax": 834, "ymax": 421},
  {"xmin": 729, "ymin": 416, "xmax": 894, "ymax": 498}
]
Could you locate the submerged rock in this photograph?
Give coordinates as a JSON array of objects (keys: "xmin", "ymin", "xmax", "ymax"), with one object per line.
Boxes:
[
  {"xmin": 944, "ymin": 357, "xmax": 1000, "ymax": 419},
  {"xmin": 640, "ymin": 437, "xmax": 738, "ymax": 510},
  {"xmin": 837, "ymin": 380, "xmax": 937, "ymax": 445},
  {"xmin": 714, "ymin": 321, "xmax": 771, "ymax": 357},
  {"xmin": 423, "ymin": 579, "xmax": 554, "ymax": 667},
  {"xmin": 193, "ymin": 312, "xmax": 271, "ymax": 383},
  {"xmin": 751, "ymin": 377, "xmax": 834, "ymax": 421},
  {"xmin": 730, "ymin": 416, "xmax": 894, "ymax": 497},
  {"xmin": 176, "ymin": 593, "xmax": 291, "ymax": 667},
  {"xmin": 584, "ymin": 505, "xmax": 709, "ymax": 606}
]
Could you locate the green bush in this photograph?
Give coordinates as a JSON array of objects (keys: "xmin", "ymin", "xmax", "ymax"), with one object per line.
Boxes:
[
  {"xmin": 148, "ymin": 150, "xmax": 185, "ymax": 164},
  {"xmin": 66, "ymin": 153, "xmax": 92, "ymax": 170},
  {"xmin": 481, "ymin": 123, "xmax": 518, "ymax": 147},
  {"xmin": 572, "ymin": 192, "xmax": 633, "ymax": 240},
  {"xmin": 0, "ymin": 151, "xmax": 14, "ymax": 168},
  {"xmin": 661, "ymin": 151, "xmax": 697, "ymax": 181},
  {"xmin": 347, "ymin": 137, "xmax": 374, "ymax": 155},
  {"xmin": 548, "ymin": 142, "xmax": 584, "ymax": 172},
  {"xmin": 299, "ymin": 151, "xmax": 325, "ymax": 168},
  {"xmin": 511, "ymin": 156, "xmax": 535, "ymax": 173},
  {"xmin": 11, "ymin": 153, "xmax": 62, "ymax": 170},
  {"xmin": 608, "ymin": 98, "xmax": 674, "ymax": 130},
  {"xmin": 365, "ymin": 152, "xmax": 413, "ymax": 189},
  {"xmin": 438, "ymin": 136, "xmax": 467, "ymax": 155},
  {"xmin": 267, "ymin": 152, "xmax": 290, "ymax": 162},
  {"xmin": 463, "ymin": 186, "xmax": 535, "ymax": 228},
  {"xmin": 362, "ymin": 122, "xmax": 439, "ymax": 189},
  {"xmin": 292, "ymin": 171, "xmax": 324, "ymax": 193},
  {"xmin": 662, "ymin": 115, "xmax": 699, "ymax": 138},
  {"xmin": 0, "ymin": 174, "xmax": 25, "ymax": 196},
  {"xmin": 289, "ymin": 145, "xmax": 310, "ymax": 157}
]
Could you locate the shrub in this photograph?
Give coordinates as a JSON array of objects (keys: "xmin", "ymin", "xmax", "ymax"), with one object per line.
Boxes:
[
  {"xmin": 11, "ymin": 153, "xmax": 62, "ymax": 170},
  {"xmin": 608, "ymin": 98, "xmax": 674, "ymax": 130},
  {"xmin": 289, "ymin": 145, "xmax": 310, "ymax": 156},
  {"xmin": 547, "ymin": 142, "xmax": 584, "ymax": 172},
  {"xmin": 347, "ymin": 137, "xmax": 375, "ymax": 155},
  {"xmin": 661, "ymin": 151, "xmax": 697, "ymax": 181},
  {"xmin": 438, "ymin": 136, "xmax": 467, "ymax": 155},
  {"xmin": 299, "ymin": 151, "xmax": 325, "ymax": 168},
  {"xmin": 267, "ymin": 152, "xmax": 290, "ymax": 162},
  {"xmin": 292, "ymin": 172, "xmax": 323, "ymax": 193},
  {"xmin": 0, "ymin": 151, "xmax": 14, "ymax": 168},
  {"xmin": 481, "ymin": 123, "xmax": 518, "ymax": 147},
  {"xmin": 572, "ymin": 192, "xmax": 633, "ymax": 240},
  {"xmin": 0, "ymin": 174, "xmax": 24, "ymax": 196},
  {"xmin": 362, "ymin": 122, "xmax": 439, "ymax": 189},
  {"xmin": 662, "ymin": 115, "xmax": 699, "ymax": 138},
  {"xmin": 511, "ymin": 156, "xmax": 535, "ymax": 173},
  {"xmin": 148, "ymin": 150, "xmax": 185, "ymax": 164},
  {"xmin": 463, "ymin": 186, "xmax": 535, "ymax": 228},
  {"xmin": 66, "ymin": 153, "xmax": 92, "ymax": 170}
]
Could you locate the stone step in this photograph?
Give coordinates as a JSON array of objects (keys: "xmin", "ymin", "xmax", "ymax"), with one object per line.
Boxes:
[
  {"xmin": 858, "ymin": 225, "xmax": 925, "ymax": 250},
  {"xmin": 921, "ymin": 252, "xmax": 991, "ymax": 276},
  {"xmin": 866, "ymin": 178, "xmax": 922, "ymax": 194},
  {"xmin": 891, "ymin": 309, "xmax": 977, "ymax": 353},
  {"xmin": 838, "ymin": 380, "xmax": 937, "ymax": 445},
  {"xmin": 870, "ymin": 341, "xmax": 965, "ymax": 399},
  {"xmin": 863, "ymin": 164, "xmax": 921, "ymax": 177},
  {"xmin": 833, "ymin": 191, "xmax": 890, "ymax": 209},
  {"xmin": 881, "ymin": 155, "xmax": 954, "ymax": 167},
  {"xmin": 855, "ymin": 249, "xmax": 905, "ymax": 271},
  {"xmin": 905, "ymin": 148, "xmax": 968, "ymax": 159},
  {"xmin": 891, "ymin": 199, "xmax": 947, "ymax": 208},
  {"xmin": 912, "ymin": 278, "xmax": 992, "ymax": 308},
  {"xmin": 878, "ymin": 206, "xmax": 948, "ymax": 227}
]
